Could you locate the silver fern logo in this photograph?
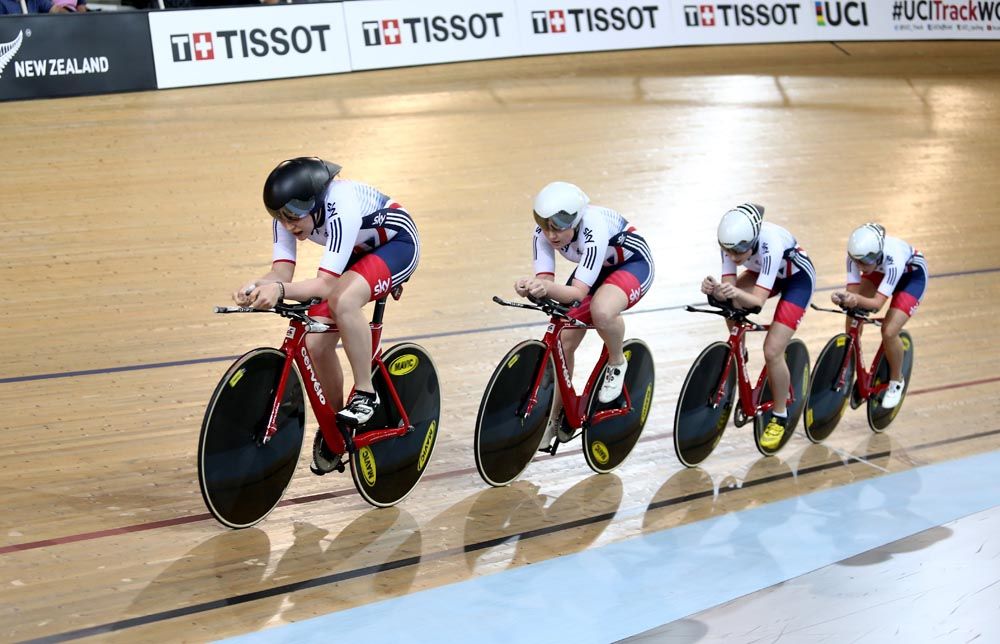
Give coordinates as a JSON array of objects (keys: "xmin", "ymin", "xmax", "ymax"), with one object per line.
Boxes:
[{"xmin": 0, "ymin": 30, "xmax": 25, "ymax": 79}]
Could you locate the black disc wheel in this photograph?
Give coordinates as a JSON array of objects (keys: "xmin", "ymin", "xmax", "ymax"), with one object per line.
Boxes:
[
  {"xmin": 804, "ymin": 334, "xmax": 856, "ymax": 443},
  {"xmin": 753, "ymin": 339, "xmax": 810, "ymax": 457},
  {"xmin": 349, "ymin": 343, "xmax": 440, "ymax": 507},
  {"xmin": 198, "ymin": 348, "xmax": 305, "ymax": 529},
  {"xmin": 673, "ymin": 342, "xmax": 735, "ymax": 467},
  {"xmin": 867, "ymin": 331, "xmax": 915, "ymax": 433},
  {"xmin": 474, "ymin": 340, "xmax": 555, "ymax": 487},
  {"xmin": 583, "ymin": 339, "xmax": 655, "ymax": 474}
]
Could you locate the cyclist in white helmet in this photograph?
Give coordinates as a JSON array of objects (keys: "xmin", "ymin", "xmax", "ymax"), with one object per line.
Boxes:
[
  {"xmin": 831, "ymin": 223, "xmax": 928, "ymax": 409},
  {"xmin": 515, "ymin": 181, "xmax": 655, "ymax": 448},
  {"xmin": 701, "ymin": 203, "xmax": 816, "ymax": 450}
]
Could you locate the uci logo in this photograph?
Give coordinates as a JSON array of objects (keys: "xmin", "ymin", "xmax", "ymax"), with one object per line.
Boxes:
[{"xmin": 373, "ymin": 277, "xmax": 390, "ymax": 296}]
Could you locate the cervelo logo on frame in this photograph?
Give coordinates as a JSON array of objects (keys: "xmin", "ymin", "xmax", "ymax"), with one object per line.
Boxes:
[
  {"xmin": 814, "ymin": 1, "xmax": 868, "ymax": 26},
  {"xmin": 360, "ymin": 13, "xmax": 504, "ymax": 46},
  {"xmin": 682, "ymin": 3, "xmax": 803, "ymax": 27},
  {"xmin": 169, "ymin": 25, "xmax": 334, "ymax": 62},
  {"xmin": 530, "ymin": 6, "xmax": 661, "ymax": 34}
]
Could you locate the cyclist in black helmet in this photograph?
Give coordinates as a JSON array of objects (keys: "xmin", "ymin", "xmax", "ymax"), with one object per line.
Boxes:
[{"xmin": 235, "ymin": 157, "xmax": 420, "ymax": 457}]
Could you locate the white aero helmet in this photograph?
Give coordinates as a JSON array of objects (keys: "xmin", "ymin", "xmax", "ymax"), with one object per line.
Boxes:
[
  {"xmin": 847, "ymin": 223, "xmax": 886, "ymax": 264},
  {"xmin": 533, "ymin": 181, "xmax": 589, "ymax": 231},
  {"xmin": 717, "ymin": 203, "xmax": 765, "ymax": 254}
]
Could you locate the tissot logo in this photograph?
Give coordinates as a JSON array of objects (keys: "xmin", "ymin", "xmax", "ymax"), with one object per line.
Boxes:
[
  {"xmin": 814, "ymin": 1, "xmax": 868, "ymax": 26},
  {"xmin": 683, "ymin": 3, "xmax": 802, "ymax": 26},
  {"xmin": 169, "ymin": 25, "xmax": 332, "ymax": 62},
  {"xmin": 531, "ymin": 6, "xmax": 660, "ymax": 33},
  {"xmin": 361, "ymin": 13, "xmax": 504, "ymax": 46}
]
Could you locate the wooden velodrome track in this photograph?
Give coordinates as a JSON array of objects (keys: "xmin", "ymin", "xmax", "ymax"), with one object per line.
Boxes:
[{"xmin": 2, "ymin": 40, "xmax": 1000, "ymax": 642}]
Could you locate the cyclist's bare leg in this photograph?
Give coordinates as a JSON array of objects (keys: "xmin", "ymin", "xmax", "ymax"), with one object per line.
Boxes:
[
  {"xmin": 305, "ymin": 325, "xmax": 345, "ymax": 411},
  {"xmin": 763, "ymin": 321, "xmax": 795, "ymax": 414},
  {"xmin": 590, "ymin": 284, "xmax": 628, "ymax": 365},
  {"xmin": 327, "ymin": 273, "xmax": 377, "ymax": 394},
  {"xmin": 880, "ymin": 308, "xmax": 909, "ymax": 381}
]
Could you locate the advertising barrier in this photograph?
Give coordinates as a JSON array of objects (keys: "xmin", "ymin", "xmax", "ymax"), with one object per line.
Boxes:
[
  {"xmin": 148, "ymin": 3, "xmax": 351, "ymax": 89},
  {"xmin": 2, "ymin": 0, "xmax": 997, "ymax": 101},
  {"xmin": 0, "ymin": 12, "xmax": 155, "ymax": 102},
  {"xmin": 343, "ymin": 0, "xmax": 520, "ymax": 71},
  {"xmin": 517, "ymin": 0, "xmax": 671, "ymax": 55}
]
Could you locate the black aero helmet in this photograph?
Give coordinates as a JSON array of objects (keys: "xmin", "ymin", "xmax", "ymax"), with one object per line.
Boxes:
[{"xmin": 262, "ymin": 157, "xmax": 342, "ymax": 226}]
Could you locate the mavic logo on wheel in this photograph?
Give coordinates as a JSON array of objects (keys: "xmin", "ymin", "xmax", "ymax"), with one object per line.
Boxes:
[
  {"xmin": 417, "ymin": 420, "xmax": 436, "ymax": 471},
  {"xmin": 373, "ymin": 277, "xmax": 391, "ymax": 297},
  {"xmin": 389, "ymin": 354, "xmax": 419, "ymax": 376},
  {"xmin": 590, "ymin": 440, "xmax": 610, "ymax": 465},
  {"xmin": 640, "ymin": 382, "xmax": 653, "ymax": 424},
  {"xmin": 359, "ymin": 446, "xmax": 377, "ymax": 486},
  {"xmin": 300, "ymin": 347, "xmax": 327, "ymax": 405}
]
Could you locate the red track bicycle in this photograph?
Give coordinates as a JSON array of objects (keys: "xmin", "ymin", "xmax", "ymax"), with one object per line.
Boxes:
[
  {"xmin": 804, "ymin": 303, "xmax": 914, "ymax": 440},
  {"xmin": 198, "ymin": 286, "xmax": 440, "ymax": 528},
  {"xmin": 474, "ymin": 296, "xmax": 655, "ymax": 486},
  {"xmin": 673, "ymin": 297, "xmax": 810, "ymax": 466}
]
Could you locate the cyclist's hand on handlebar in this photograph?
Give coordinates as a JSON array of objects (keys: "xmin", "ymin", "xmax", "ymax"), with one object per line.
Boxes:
[
  {"xmin": 233, "ymin": 281, "xmax": 257, "ymax": 306},
  {"xmin": 715, "ymin": 282, "xmax": 738, "ymax": 300},
  {"xmin": 515, "ymin": 277, "xmax": 548, "ymax": 300},
  {"xmin": 700, "ymin": 275, "xmax": 718, "ymax": 296},
  {"xmin": 832, "ymin": 291, "xmax": 856, "ymax": 309},
  {"xmin": 248, "ymin": 283, "xmax": 282, "ymax": 310}
]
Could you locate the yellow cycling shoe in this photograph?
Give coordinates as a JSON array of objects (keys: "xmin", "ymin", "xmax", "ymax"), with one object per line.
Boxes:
[{"xmin": 760, "ymin": 416, "xmax": 787, "ymax": 450}]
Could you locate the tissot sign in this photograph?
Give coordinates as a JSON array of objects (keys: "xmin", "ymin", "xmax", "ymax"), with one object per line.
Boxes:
[
  {"xmin": 518, "ymin": 0, "xmax": 670, "ymax": 54},
  {"xmin": 149, "ymin": 4, "xmax": 351, "ymax": 89},
  {"xmin": 0, "ymin": 13, "xmax": 155, "ymax": 102},
  {"xmin": 344, "ymin": 0, "xmax": 519, "ymax": 71}
]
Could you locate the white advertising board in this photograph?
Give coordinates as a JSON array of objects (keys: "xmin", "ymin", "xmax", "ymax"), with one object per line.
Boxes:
[
  {"xmin": 516, "ymin": 0, "xmax": 672, "ymax": 55},
  {"xmin": 150, "ymin": 4, "xmax": 351, "ymax": 89},
  {"xmin": 344, "ymin": 0, "xmax": 521, "ymax": 71}
]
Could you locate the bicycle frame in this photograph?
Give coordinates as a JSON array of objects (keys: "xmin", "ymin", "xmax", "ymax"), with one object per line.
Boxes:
[
  {"xmin": 521, "ymin": 315, "xmax": 635, "ymax": 430},
  {"xmin": 260, "ymin": 296, "xmax": 412, "ymax": 456},
  {"xmin": 688, "ymin": 298, "xmax": 794, "ymax": 418},
  {"xmin": 829, "ymin": 312, "xmax": 889, "ymax": 402}
]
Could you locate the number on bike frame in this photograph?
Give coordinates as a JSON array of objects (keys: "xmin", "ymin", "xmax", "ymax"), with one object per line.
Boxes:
[
  {"xmin": 198, "ymin": 348, "xmax": 305, "ymax": 529},
  {"xmin": 349, "ymin": 343, "xmax": 441, "ymax": 507}
]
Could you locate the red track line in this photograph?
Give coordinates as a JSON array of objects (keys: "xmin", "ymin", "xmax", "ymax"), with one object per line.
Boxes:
[{"xmin": 3, "ymin": 373, "xmax": 998, "ymax": 556}]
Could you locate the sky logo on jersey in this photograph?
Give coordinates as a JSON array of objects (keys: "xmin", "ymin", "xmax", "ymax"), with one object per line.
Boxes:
[
  {"xmin": 815, "ymin": 1, "xmax": 868, "ymax": 26},
  {"xmin": 169, "ymin": 25, "xmax": 333, "ymax": 62},
  {"xmin": 531, "ymin": 6, "xmax": 661, "ymax": 33},
  {"xmin": 361, "ymin": 13, "xmax": 504, "ymax": 46},
  {"xmin": 683, "ymin": 3, "xmax": 802, "ymax": 26}
]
